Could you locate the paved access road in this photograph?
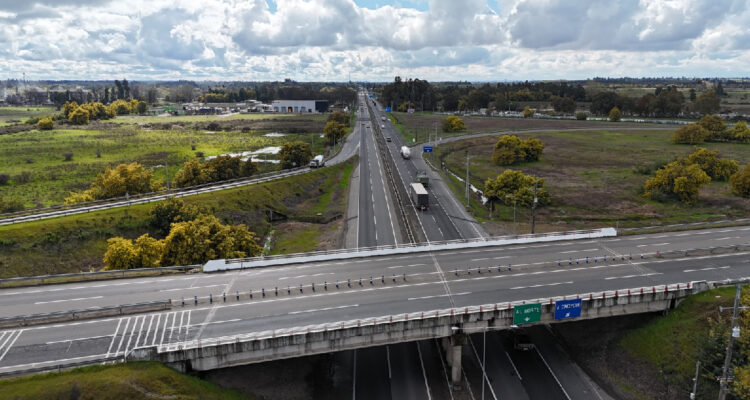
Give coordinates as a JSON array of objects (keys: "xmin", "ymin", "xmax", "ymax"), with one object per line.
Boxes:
[{"xmin": 1, "ymin": 226, "xmax": 748, "ymax": 376}]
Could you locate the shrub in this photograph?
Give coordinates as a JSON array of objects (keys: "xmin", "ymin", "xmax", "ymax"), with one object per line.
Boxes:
[
  {"xmin": 732, "ymin": 121, "xmax": 750, "ymax": 143},
  {"xmin": 68, "ymin": 106, "xmax": 90, "ymax": 125},
  {"xmin": 643, "ymin": 160, "xmax": 711, "ymax": 203},
  {"xmin": 149, "ymin": 197, "xmax": 204, "ymax": 236},
  {"xmin": 0, "ymin": 197, "xmax": 24, "ymax": 213},
  {"xmin": 279, "ymin": 141, "xmax": 312, "ymax": 169},
  {"xmin": 575, "ymin": 112, "xmax": 587, "ymax": 120},
  {"xmin": 195, "ymin": 151, "xmax": 205, "ymax": 158},
  {"xmin": 484, "ymin": 170, "xmax": 551, "ymax": 208},
  {"xmin": 324, "ymin": 121, "xmax": 346, "ymax": 144},
  {"xmin": 14, "ymin": 171, "xmax": 31, "ymax": 184},
  {"xmin": 672, "ymin": 124, "xmax": 709, "ymax": 144},
  {"xmin": 698, "ymin": 114, "xmax": 728, "ymax": 141},
  {"xmin": 65, "ymin": 162, "xmax": 163, "ymax": 203},
  {"xmin": 608, "ymin": 106, "xmax": 622, "ymax": 122},
  {"xmin": 492, "ymin": 135, "xmax": 544, "ymax": 165},
  {"xmin": 37, "ymin": 117, "xmax": 53, "ymax": 130},
  {"xmin": 730, "ymin": 164, "xmax": 750, "ymax": 198},
  {"xmin": 0, "ymin": 174, "xmax": 9, "ymax": 185},
  {"xmin": 327, "ymin": 111, "xmax": 350, "ymax": 127},
  {"xmin": 63, "ymin": 152, "xmax": 74, "ymax": 161},
  {"xmin": 685, "ymin": 148, "xmax": 738, "ymax": 181},
  {"xmin": 522, "ymin": 106, "xmax": 535, "ymax": 118},
  {"xmin": 442, "ymin": 115, "xmax": 466, "ymax": 132}
]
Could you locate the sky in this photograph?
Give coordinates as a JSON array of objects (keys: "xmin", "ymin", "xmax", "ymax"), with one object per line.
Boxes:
[{"xmin": 0, "ymin": 0, "xmax": 748, "ymax": 82}]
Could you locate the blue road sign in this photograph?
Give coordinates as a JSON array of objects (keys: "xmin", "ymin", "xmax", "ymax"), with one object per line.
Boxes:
[
  {"xmin": 385, "ymin": 106, "xmax": 392, "ymax": 112},
  {"xmin": 554, "ymin": 298, "xmax": 582, "ymax": 320},
  {"xmin": 423, "ymin": 146, "xmax": 433, "ymax": 153}
]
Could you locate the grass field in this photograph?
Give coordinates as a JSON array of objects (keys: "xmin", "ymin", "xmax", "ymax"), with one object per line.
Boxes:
[
  {"xmin": 436, "ymin": 128, "xmax": 750, "ymax": 232},
  {"xmin": 112, "ymin": 112, "xmax": 323, "ymax": 124},
  {"xmin": 0, "ymin": 105, "xmax": 57, "ymax": 124},
  {"xmin": 0, "ymin": 159, "xmax": 355, "ymax": 277},
  {"xmin": 0, "ymin": 361, "xmax": 248, "ymax": 400},
  {"xmin": 0, "ymin": 124, "xmax": 330, "ymax": 207}
]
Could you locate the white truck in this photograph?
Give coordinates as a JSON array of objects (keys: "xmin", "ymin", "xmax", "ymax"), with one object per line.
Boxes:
[
  {"xmin": 400, "ymin": 146, "xmax": 411, "ymax": 159},
  {"xmin": 309, "ymin": 155, "xmax": 325, "ymax": 168}
]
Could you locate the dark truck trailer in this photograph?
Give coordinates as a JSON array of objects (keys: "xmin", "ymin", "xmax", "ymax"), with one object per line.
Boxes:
[{"xmin": 411, "ymin": 182, "xmax": 429, "ymax": 211}]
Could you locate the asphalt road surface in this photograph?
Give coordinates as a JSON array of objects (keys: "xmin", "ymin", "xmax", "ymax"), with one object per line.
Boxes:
[{"xmin": 1, "ymin": 226, "xmax": 748, "ymax": 380}]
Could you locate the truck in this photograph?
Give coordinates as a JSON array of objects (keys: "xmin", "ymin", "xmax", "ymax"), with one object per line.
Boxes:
[
  {"xmin": 400, "ymin": 146, "xmax": 410, "ymax": 159},
  {"xmin": 309, "ymin": 155, "xmax": 325, "ymax": 168},
  {"xmin": 381, "ymin": 116, "xmax": 386, "ymax": 121},
  {"xmin": 411, "ymin": 183, "xmax": 429, "ymax": 211},
  {"xmin": 416, "ymin": 170, "xmax": 429, "ymax": 187}
]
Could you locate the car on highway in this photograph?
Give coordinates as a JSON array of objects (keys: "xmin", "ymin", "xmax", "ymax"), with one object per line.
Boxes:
[
  {"xmin": 386, "ymin": 136, "xmax": 392, "ymax": 142},
  {"xmin": 513, "ymin": 332, "xmax": 535, "ymax": 351}
]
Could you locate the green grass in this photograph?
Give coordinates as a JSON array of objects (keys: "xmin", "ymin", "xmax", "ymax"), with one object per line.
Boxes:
[
  {"xmin": 111, "ymin": 112, "xmax": 323, "ymax": 124},
  {"xmin": 0, "ymin": 106, "xmax": 57, "ymax": 124},
  {"xmin": 0, "ymin": 361, "xmax": 249, "ymax": 400},
  {"xmin": 437, "ymin": 129, "xmax": 750, "ymax": 231},
  {"xmin": 0, "ymin": 158, "xmax": 356, "ymax": 278},
  {"xmin": 0, "ymin": 123, "xmax": 329, "ymax": 207},
  {"xmin": 271, "ymin": 225, "xmax": 323, "ymax": 255}
]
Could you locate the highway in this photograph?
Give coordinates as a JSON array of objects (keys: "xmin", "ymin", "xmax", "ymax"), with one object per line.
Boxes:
[{"xmin": 1, "ymin": 227, "xmax": 749, "ymax": 380}]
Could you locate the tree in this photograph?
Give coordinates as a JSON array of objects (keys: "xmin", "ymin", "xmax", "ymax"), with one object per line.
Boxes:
[
  {"xmin": 590, "ymin": 91, "xmax": 619, "ymax": 115},
  {"xmin": 109, "ymin": 99, "xmax": 132, "ymax": 115},
  {"xmin": 136, "ymin": 100, "xmax": 148, "ymax": 115},
  {"xmin": 492, "ymin": 135, "xmax": 525, "ymax": 165},
  {"xmin": 134, "ymin": 234, "xmax": 163, "ymax": 268},
  {"xmin": 173, "ymin": 158, "xmax": 209, "ymax": 188},
  {"xmin": 520, "ymin": 138, "xmax": 544, "ymax": 162},
  {"xmin": 68, "ymin": 106, "xmax": 90, "ymax": 125},
  {"xmin": 693, "ymin": 89, "xmax": 721, "ymax": 115},
  {"xmin": 327, "ymin": 111, "xmax": 350, "ymax": 127},
  {"xmin": 37, "ymin": 117, "xmax": 53, "ymax": 130},
  {"xmin": 698, "ymin": 114, "xmax": 728, "ymax": 141},
  {"xmin": 575, "ymin": 112, "xmax": 587, "ymax": 120},
  {"xmin": 732, "ymin": 121, "xmax": 750, "ymax": 143},
  {"xmin": 686, "ymin": 148, "xmax": 738, "ymax": 181},
  {"xmin": 484, "ymin": 170, "xmax": 551, "ymax": 209},
  {"xmin": 324, "ymin": 121, "xmax": 346, "ymax": 145},
  {"xmin": 522, "ymin": 106, "xmax": 534, "ymax": 118},
  {"xmin": 149, "ymin": 197, "xmax": 203, "ymax": 236},
  {"xmin": 65, "ymin": 162, "xmax": 163, "ymax": 203},
  {"xmin": 161, "ymin": 215, "xmax": 262, "ymax": 266},
  {"xmin": 279, "ymin": 141, "xmax": 312, "ymax": 169},
  {"xmin": 103, "ymin": 237, "xmax": 138, "ymax": 270},
  {"xmin": 550, "ymin": 96, "xmax": 576, "ymax": 113},
  {"xmin": 442, "ymin": 115, "xmax": 466, "ymax": 132},
  {"xmin": 608, "ymin": 106, "xmax": 622, "ymax": 122},
  {"xmin": 672, "ymin": 124, "xmax": 709, "ymax": 144},
  {"xmin": 730, "ymin": 164, "xmax": 750, "ymax": 197},
  {"xmin": 62, "ymin": 101, "xmax": 79, "ymax": 118},
  {"xmin": 643, "ymin": 160, "xmax": 711, "ymax": 203},
  {"xmin": 492, "ymin": 135, "xmax": 544, "ymax": 165}
]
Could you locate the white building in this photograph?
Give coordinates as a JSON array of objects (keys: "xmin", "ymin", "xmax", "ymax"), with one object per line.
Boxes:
[{"xmin": 271, "ymin": 100, "xmax": 329, "ymax": 113}]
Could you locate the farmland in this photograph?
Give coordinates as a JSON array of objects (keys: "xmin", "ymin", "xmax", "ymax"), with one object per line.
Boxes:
[
  {"xmin": 434, "ymin": 127, "xmax": 750, "ymax": 233},
  {"xmin": 0, "ymin": 116, "xmax": 330, "ymax": 207}
]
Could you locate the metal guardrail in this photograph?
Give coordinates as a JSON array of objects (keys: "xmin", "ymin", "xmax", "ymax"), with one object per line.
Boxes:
[
  {"xmin": 0, "ymin": 167, "xmax": 308, "ymax": 225},
  {"xmin": 618, "ymin": 218, "xmax": 750, "ymax": 233},
  {"xmin": 0, "ymin": 264, "xmax": 200, "ymax": 288},
  {"xmin": 0, "ymin": 356, "xmax": 124, "ymax": 378},
  {"xmin": 0, "ymin": 300, "xmax": 171, "ymax": 328},
  {"xmin": 154, "ymin": 278, "xmax": 733, "ymax": 354}
]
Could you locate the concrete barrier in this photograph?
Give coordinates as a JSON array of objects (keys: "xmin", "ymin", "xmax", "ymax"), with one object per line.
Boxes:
[
  {"xmin": 204, "ymin": 228, "xmax": 618, "ymax": 272},
  {"xmin": 655, "ymin": 243, "xmax": 750, "ymax": 259},
  {"xmin": 0, "ymin": 301, "xmax": 171, "ymax": 329}
]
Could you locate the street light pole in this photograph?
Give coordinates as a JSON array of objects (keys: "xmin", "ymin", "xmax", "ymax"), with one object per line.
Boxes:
[
  {"xmin": 482, "ymin": 328, "xmax": 486, "ymax": 400},
  {"xmin": 718, "ymin": 284, "xmax": 743, "ymax": 400}
]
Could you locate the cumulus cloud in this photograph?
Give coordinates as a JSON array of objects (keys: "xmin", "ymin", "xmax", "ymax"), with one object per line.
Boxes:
[{"xmin": 0, "ymin": 0, "xmax": 746, "ymax": 80}]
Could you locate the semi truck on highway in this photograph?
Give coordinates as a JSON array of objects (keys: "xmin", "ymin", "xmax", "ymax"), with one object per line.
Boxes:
[
  {"xmin": 411, "ymin": 182, "xmax": 429, "ymax": 210},
  {"xmin": 416, "ymin": 170, "xmax": 429, "ymax": 187},
  {"xmin": 400, "ymin": 146, "xmax": 410, "ymax": 159},
  {"xmin": 309, "ymin": 155, "xmax": 325, "ymax": 168}
]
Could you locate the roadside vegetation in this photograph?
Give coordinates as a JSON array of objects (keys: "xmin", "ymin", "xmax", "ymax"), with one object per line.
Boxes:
[
  {"xmin": 433, "ymin": 127, "xmax": 750, "ymax": 234},
  {"xmin": 0, "ymin": 158, "xmax": 355, "ymax": 278},
  {"xmin": 0, "ymin": 361, "xmax": 248, "ymax": 400},
  {"xmin": 557, "ymin": 285, "xmax": 750, "ymax": 400}
]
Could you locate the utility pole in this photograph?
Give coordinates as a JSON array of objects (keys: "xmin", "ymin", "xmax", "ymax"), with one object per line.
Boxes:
[
  {"xmin": 465, "ymin": 151, "xmax": 470, "ymax": 205},
  {"xmin": 718, "ymin": 284, "xmax": 744, "ymax": 400},
  {"xmin": 165, "ymin": 156, "xmax": 170, "ymax": 190},
  {"xmin": 530, "ymin": 177, "xmax": 538, "ymax": 234},
  {"xmin": 690, "ymin": 360, "xmax": 700, "ymax": 400}
]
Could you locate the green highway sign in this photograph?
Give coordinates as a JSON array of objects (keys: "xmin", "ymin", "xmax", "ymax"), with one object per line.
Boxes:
[{"xmin": 513, "ymin": 303, "xmax": 542, "ymax": 325}]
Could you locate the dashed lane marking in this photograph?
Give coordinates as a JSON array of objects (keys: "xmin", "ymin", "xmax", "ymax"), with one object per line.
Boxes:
[{"xmin": 34, "ymin": 296, "xmax": 103, "ymax": 305}]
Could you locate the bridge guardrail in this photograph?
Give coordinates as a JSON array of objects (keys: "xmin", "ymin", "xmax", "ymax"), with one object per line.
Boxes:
[
  {"xmin": 0, "ymin": 300, "xmax": 171, "ymax": 329},
  {"xmin": 0, "ymin": 264, "xmax": 200, "ymax": 288},
  {"xmin": 205, "ymin": 228, "xmax": 616, "ymax": 271},
  {"xmin": 153, "ymin": 278, "xmax": 739, "ymax": 354}
]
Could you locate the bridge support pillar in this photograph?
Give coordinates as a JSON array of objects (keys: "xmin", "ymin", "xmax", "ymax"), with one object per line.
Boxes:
[{"xmin": 442, "ymin": 334, "xmax": 464, "ymax": 389}]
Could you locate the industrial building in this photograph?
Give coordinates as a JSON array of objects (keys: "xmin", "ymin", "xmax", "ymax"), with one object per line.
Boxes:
[{"xmin": 271, "ymin": 100, "xmax": 328, "ymax": 113}]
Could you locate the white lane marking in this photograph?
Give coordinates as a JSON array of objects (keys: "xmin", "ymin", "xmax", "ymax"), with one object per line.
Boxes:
[
  {"xmin": 159, "ymin": 284, "xmax": 224, "ymax": 292},
  {"xmin": 159, "ymin": 313, "xmax": 171, "ymax": 347},
  {"xmin": 123, "ymin": 315, "xmax": 140, "ymax": 356},
  {"xmin": 46, "ymin": 334, "xmax": 113, "ymax": 345},
  {"xmin": 279, "ymin": 273, "xmax": 334, "ymax": 280},
  {"xmin": 190, "ymin": 318, "xmax": 241, "ymax": 327},
  {"xmin": 604, "ymin": 272, "xmax": 662, "ymax": 280},
  {"xmin": 534, "ymin": 347, "xmax": 572, "ymax": 400},
  {"xmin": 386, "ymin": 345, "xmax": 392, "ymax": 379},
  {"xmin": 510, "ymin": 282, "xmax": 574, "ymax": 290},
  {"xmin": 684, "ymin": 266, "xmax": 731, "ymax": 273},
  {"xmin": 493, "ymin": 256, "xmax": 511, "ymax": 260},
  {"xmin": 408, "ymin": 292, "xmax": 471, "ymax": 301},
  {"xmin": 471, "ymin": 258, "xmax": 490, "ymax": 261},
  {"xmin": 0, "ymin": 330, "xmax": 23, "ymax": 363},
  {"xmin": 560, "ymin": 248, "xmax": 598, "ymax": 254},
  {"xmin": 415, "ymin": 342, "xmax": 433, "ymax": 400},
  {"xmin": 33, "ymin": 295, "xmax": 103, "ymax": 305},
  {"xmin": 105, "ymin": 319, "xmax": 122, "ymax": 358},
  {"xmin": 714, "ymin": 237, "xmax": 735, "ymax": 241},
  {"xmin": 134, "ymin": 315, "xmax": 147, "ymax": 348},
  {"xmin": 168, "ymin": 312, "xmax": 178, "ymax": 343},
  {"xmin": 114, "ymin": 317, "xmax": 131, "ymax": 357},
  {"xmin": 144, "ymin": 314, "xmax": 155, "ymax": 347},
  {"xmin": 505, "ymin": 351, "xmax": 522, "ymax": 380},
  {"xmin": 288, "ymin": 304, "xmax": 359, "ymax": 315},
  {"xmin": 151, "ymin": 314, "xmax": 162, "ymax": 346},
  {"xmin": 184, "ymin": 310, "xmax": 192, "ymax": 342}
]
